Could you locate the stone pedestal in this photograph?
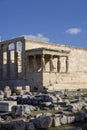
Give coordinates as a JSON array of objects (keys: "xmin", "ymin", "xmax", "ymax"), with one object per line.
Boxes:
[
  {"xmin": 14, "ymin": 86, "xmax": 23, "ymax": 95},
  {"xmin": 4, "ymin": 86, "xmax": 11, "ymax": 97},
  {"xmin": 23, "ymin": 85, "xmax": 30, "ymax": 94}
]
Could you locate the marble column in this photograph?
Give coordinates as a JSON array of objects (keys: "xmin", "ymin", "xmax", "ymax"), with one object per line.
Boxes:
[
  {"xmin": 41, "ymin": 54, "xmax": 45, "ymax": 71},
  {"xmin": 7, "ymin": 44, "xmax": 10, "ymax": 78},
  {"xmin": 50, "ymin": 55, "xmax": 54, "ymax": 72},
  {"xmin": 33, "ymin": 55, "xmax": 37, "ymax": 71},
  {"xmin": 14, "ymin": 42, "xmax": 18, "ymax": 78},
  {"xmin": 66, "ymin": 56, "xmax": 69, "ymax": 72},
  {"xmin": 21, "ymin": 42, "xmax": 26, "ymax": 80}
]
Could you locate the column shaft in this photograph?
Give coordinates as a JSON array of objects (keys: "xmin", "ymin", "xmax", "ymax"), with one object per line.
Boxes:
[
  {"xmin": 66, "ymin": 56, "xmax": 68, "ymax": 72},
  {"xmin": 50, "ymin": 55, "xmax": 54, "ymax": 72},
  {"xmin": 14, "ymin": 43, "xmax": 18, "ymax": 79},
  {"xmin": 7, "ymin": 44, "xmax": 10, "ymax": 78},
  {"xmin": 33, "ymin": 55, "xmax": 37, "ymax": 71},
  {"xmin": 21, "ymin": 42, "xmax": 26, "ymax": 80},
  {"xmin": 57, "ymin": 56, "xmax": 60, "ymax": 72},
  {"xmin": 41, "ymin": 54, "xmax": 45, "ymax": 71}
]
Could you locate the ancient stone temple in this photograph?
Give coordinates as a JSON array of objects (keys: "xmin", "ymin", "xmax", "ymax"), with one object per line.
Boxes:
[{"xmin": 0, "ymin": 36, "xmax": 87, "ymax": 91}]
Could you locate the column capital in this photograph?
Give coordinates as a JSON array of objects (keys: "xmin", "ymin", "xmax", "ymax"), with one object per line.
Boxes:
[
  {"xmin": 42, "ymin": 54, "xmax": 45, "ymax": 58},
  {"xmin": 50, "ymin": 55, "xmax": 53, "ymax": 58},
  {"xmin": 58, "ymin": 56, "xmax": 60, "ymax": 61},
  {"xmin": 66, "ymin": 58, "xmax": 68, "ymax": 60}
]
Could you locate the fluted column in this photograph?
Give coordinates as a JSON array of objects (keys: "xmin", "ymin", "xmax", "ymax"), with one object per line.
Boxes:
[
  {"xmin": 33, "ymin": 55, "xmax": 37, "ymax": 71},
  {"xmin": 41, "ymin": 54, "xmax": 45, "ymax": 71}
]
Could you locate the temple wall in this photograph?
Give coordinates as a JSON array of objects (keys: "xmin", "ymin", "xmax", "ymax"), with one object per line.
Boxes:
[
  {"xmin": 26, "ymin": 72, "xmax": 43, "ymax": 91},
  {"xmin": 0, "ymin": 38, "xmax": 26, "ymax": 90},
  {"xmin": 43, "ymin": 72, "xmax": 87, "ymax": 90},
  {"xmin": 42, "ymin": 49, "xmax": 87, "ymax": 90},
  {"xmin": 25, "ymin": 40, "xmax": 87, "ymax": 90}
]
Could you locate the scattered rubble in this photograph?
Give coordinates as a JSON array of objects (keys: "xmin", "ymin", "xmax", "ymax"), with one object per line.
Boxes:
[
  {"xmin": 12, "ymin": 105, "xmax": 36, "ymax": 117},
  {"xmin": 0, "ymin": 88, "xmax": 87, "ymax": 129}
]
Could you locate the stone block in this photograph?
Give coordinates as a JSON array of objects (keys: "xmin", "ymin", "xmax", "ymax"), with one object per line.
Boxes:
[
  {"xmin": 32, "ymin": 116, "xmax": 52, "ymax": 129},
  {"xmin": 1, "ymin": 120, "xmax": 25, "ymax": 130},
  {"xmin": 23, "ymin": 86, "xmax": 30, "ymax": 94},
  {"xmin": 60, "ymin": 115, "xmax": 68, "ymax": 125},
  {"xmin": 53, "ymin": 117, "xmax": 61, "ymax": 127},
  {"xmin": 24, "ymin": 86, "xmax": 30, "ymax": 91},
  {"xmin": 67, "ymin": 116, "xmax": 75, "ymax": 124},
  {"xmin": 14, "ymin": 86, "xmax": 22, "ymax": 90},
  {"xmin": 0, "ymin": 101, "xmax": 17, "ymax": 112},
  {"xmin": 25, "ymin": 122, "xmax": 35, "ymax": 130},
  {"xmin": 12, "ymin": 105, "xmax": 31, "ymax": 116},
  {"xmin": 16, "ymin": 89, "xmax": 24, "ymax": 95},
  {"xmin": 14, "ymin": 87, "xmax": 23, "ymax": 95},
  {"xmin": 4, "ymin": 86, "xmax": 11, "ymax": 97}
]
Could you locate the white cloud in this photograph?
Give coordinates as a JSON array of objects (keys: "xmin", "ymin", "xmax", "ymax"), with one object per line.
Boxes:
[
  {"xmin": 25, "ymin": 33, "xmax": 50, "ymax": 42},
  {"xmin": 66, "ymin": 28, "xmax": 81, "ymax": 35}
]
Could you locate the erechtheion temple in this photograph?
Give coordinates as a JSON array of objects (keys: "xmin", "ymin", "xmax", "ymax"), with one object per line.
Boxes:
[{"xmin": 0, "ymin": 36, "xmax": 87, "ymax": 91}]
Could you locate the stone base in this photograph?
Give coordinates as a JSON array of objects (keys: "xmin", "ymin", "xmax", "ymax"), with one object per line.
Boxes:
[{"xmin": 46, "ymin": 82, "xmax": 87, "ymax": 92}]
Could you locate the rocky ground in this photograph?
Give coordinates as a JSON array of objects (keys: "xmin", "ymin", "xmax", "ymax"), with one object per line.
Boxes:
[{"xmin": 0, "ymin": 86, "xmax": 87, "ymax": 130}]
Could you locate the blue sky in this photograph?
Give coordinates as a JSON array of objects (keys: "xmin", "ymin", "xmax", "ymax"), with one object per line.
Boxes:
[{"xmin": 0, "ymin": 0, "xmax": 87, "ymax": 48}]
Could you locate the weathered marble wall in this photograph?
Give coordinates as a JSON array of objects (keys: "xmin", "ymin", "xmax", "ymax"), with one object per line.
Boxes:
[{"xmin": 25, "ymin": 39, "xmax": 87, "ymax": 91}]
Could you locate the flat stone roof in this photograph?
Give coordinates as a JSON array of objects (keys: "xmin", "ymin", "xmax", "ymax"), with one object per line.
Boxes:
[
  {"xmin": 26, "ymin": 47, "xmax": 70, "ymax": 56},
  {"xmin": 26, "ymin": 47, "xmax": 70, "ymax": 53}
]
